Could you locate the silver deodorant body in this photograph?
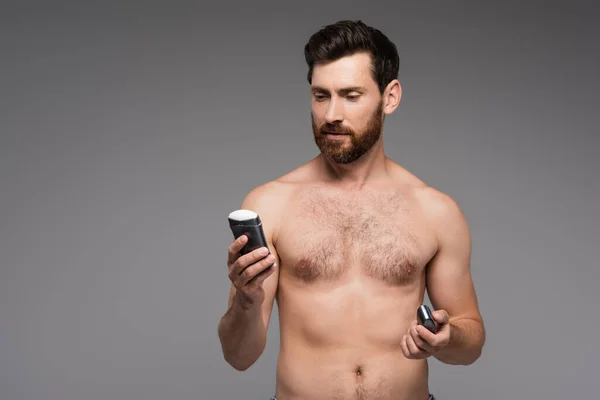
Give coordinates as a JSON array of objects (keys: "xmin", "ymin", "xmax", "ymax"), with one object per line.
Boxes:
[{"xmin": 417, "ymin": 304, "xmax": 438, "ymax": 333}]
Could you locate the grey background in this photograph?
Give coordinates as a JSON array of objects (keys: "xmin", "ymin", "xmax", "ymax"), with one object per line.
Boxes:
[{"xmin": 1, "ymin": 1, "xmax": 598, "ymax": 399}]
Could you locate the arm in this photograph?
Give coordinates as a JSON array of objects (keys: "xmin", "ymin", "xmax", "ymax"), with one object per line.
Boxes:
[
  {"xmin": 425, "ymin": 190, "xmax": 485, "ymax": 365},
  {"xmin": 217, "ymin": 183, "xmax": 282, "ymax": 371}
]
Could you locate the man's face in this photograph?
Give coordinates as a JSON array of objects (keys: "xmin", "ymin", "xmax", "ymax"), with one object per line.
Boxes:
[{"xmin": 310, "ymin": 52, "xmax": 385, "ymax": 164}]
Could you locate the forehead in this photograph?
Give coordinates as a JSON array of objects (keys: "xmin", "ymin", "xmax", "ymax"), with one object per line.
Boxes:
[{"xmin": 311, "ymin": 52, "xmax": 377, "ymax": 90}]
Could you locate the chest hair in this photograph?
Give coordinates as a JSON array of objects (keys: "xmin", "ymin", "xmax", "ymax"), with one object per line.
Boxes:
[{"xmin": 285, "ymin": 187, "xmax": 421, "ymax": 285}]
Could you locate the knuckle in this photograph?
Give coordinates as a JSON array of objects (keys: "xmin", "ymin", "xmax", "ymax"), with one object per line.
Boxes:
[
  {"xmin": 237, "ymin": 256, "xmax": 249, "ymax": 269},
  {"xmin": 231, "ymin": 277, "xmax": 242, "ymax": 288},
  {"xmin": 240, "ymin": 253, "xmax": 255, "ymax": 267},
  {"xmin": 228, "ymin": 267, "xmax": 237, "ymax": 280},
  {"xmin": 242, "ymin": 266, "xmax": 255, "ymax": 280},
  {"xmin": 263, "ymin": 256, "xmax": 274, "ymax": 266},
  {"xmin": 252, "ymin": 249, "xmax": 267, "ymax": 262},
  {"xmin": 229, "ymin": 262, "xmax": 240, "ymax": 274}
]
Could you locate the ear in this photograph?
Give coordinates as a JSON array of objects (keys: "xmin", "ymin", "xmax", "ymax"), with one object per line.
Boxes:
[{"xmin": 382, "ymin": 79, "xmax": 402, "ymax": 114}]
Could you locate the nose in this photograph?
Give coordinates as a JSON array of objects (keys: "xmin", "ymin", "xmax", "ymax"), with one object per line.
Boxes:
[{"xmin": 324, "ymin": 98, "xmax": 344, "ymax": 124}]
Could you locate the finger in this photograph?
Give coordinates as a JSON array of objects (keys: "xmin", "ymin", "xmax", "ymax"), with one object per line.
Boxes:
[
  {"xmin": 227, "ymin": 235, "xmax": 248, "ymax": 265},
  {"xmin": 238, "ymin": 253, "xmax": 276, "ymax": 286},
  {"xmin": 430, "ymin": 323, "xmax": 450, "ymax": 348},
  {"xmin": 411, "ymin": 326, "xmax": 435, "ymax": 353},
  {"xmin": 415, "ymin": 325, "xmax": 437, "ymax": 346},
  {"xmin": 406, "ymin": 331, "xmax": 423, "ymax": 357},
  {"xmin": 401, "ymin": 334, "xmax": 410, "ymax": 358},
  {"xmin": 410, "ymin": 325, "xmax": 423, "ymax": 347},
  {"xmin": 432, "ymin": 310, "xmax": 449, "ymax": 324},
  {"xmin": 248, "ymin": 261, "xmax": 277, "ymax": 288},
  {"xmin": 232, "ymin": 246, "xmax": 270, "ymax": 275}
]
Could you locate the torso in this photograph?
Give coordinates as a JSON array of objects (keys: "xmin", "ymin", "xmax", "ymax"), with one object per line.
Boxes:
[{"xmin": 269, "ymin": 159, "xmax": 440, "ymax": 400}]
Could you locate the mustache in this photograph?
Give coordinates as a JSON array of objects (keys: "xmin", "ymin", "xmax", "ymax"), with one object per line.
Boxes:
[{"xmin": 319, "ymin": 123, "xmax": 354, "ymax": 135}]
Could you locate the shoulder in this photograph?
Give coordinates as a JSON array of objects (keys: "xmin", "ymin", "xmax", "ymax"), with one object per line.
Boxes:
[
  {"xmin": 241, "ymin": 178, "xmax": 295, "ymax": 215},
  {"xmin": 243, "ymin": 161, "xmax": 312, "ymax": 201},
  {"xmin": 416, "ymin": 186, "xmax": 463, "ymax": 220},
  {"xmin": 240, "ymin": 169, "xmax": 305, "ymax": 233},
  {"xmin": 388, "ymin": 161, "xmax": 465, "ymax": 223},
  {"xmin": 387, "ymin": 155, "xmax": 469, "ymax": 240},
  {"xmin": 237, "ymin": 180, "xmax": 290, "ymax": 245},
  {"xmin": 414, "ymin": 185, "xmax": 471, "ymax": 248},
  {"xmin": 243, "ymin": 160, "xmax": 317, "ymax": 206}
]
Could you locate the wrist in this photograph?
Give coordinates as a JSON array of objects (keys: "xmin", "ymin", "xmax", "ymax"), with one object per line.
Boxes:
[
  {"xmin": 234, "ymin": 290, "xmax": 263, "ymax": 312},
  {"xmin": 433, "ymin": 318, "xmax": 484, "ymax": 365}
]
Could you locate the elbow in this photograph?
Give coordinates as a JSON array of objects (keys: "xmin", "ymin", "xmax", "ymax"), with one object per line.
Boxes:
[
  {"xmin": 444, "ymin": 346, "xmax": 483, "ymax": 366},
  {"xmin": 217, "ymin": 316, "xmax": 267, "ymax": 371},
  {"xmin": 463, "ymin": 346, "xmax": 483, "ymax": 365},
  {"xmin": 463, "ymin": 329, "xmax": 486, "ymax": 365},
  {"xmin": 219, "ymin": 333, "xmax": 266, "ymax": 372},
  {"xmin": 233, "ymin": 364, "xmax": 251, "ymax": 372},
  {"xmin": 463, "ymin": 334, "xmax": 486, "ymax": 365},
  {"xmin": 222, "ymin": 350, "xmax": 262, "ymax": 371},
  {"xmin": 229, "ymin": 359, "xmax": 254, "ymax": 372}
]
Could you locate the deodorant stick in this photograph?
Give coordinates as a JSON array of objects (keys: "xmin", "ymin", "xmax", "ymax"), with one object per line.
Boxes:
[{"xmin": 228, "ymin": 209, "xmax": 269, "ymax": 256}]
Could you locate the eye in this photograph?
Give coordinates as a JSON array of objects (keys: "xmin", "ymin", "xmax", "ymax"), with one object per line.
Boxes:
[
  {"xmin": 346, "ymin": 94, "xmax": 360, "ymax": 101},
  {"xmin": 313, "ymin": 93, "xmax": 328, "ymax": 102}
]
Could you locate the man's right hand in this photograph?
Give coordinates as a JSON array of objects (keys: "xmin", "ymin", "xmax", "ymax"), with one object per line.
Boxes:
[{"xmin": 227, "ymin": 235, "xmax": 276, "ymax": 310}]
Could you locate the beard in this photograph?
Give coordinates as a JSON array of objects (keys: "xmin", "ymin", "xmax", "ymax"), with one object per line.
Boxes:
[{"xmin": 312, "ymin": 100, "xmax": 384, "ymax": 164}]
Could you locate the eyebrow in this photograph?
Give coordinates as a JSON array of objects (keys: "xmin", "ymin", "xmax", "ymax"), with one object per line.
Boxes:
[{"xmin": 311, "ymin": 86, "xmax": 366, "ymax": 95}]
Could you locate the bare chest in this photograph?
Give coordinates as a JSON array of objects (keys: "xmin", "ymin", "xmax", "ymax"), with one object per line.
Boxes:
[{"xmin": 275, "ymin": 187, "xmax": 437, "ymax": 286}]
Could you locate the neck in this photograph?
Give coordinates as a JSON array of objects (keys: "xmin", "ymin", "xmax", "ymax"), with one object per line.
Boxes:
[{"xmin": 317, "ymin": 139, "xmax": 388, "ymax": 188}]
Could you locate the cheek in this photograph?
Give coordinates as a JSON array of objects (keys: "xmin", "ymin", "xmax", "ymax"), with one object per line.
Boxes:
[
  {"xmin": 311, "ymin": 102, "xmax": 326, "ymax": 115},
  {"xmin": 346, "ymin": 109, "xmax": 372, "ymax": 128},
  {"xmin": 311, "ymin": 106, "xmax": 326, "ymax": 122}
]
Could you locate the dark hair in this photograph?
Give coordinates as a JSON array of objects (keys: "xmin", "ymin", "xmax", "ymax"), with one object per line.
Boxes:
[{"xmin": 304, "ymin": 20, "xmax": 400, "ymax": 94}]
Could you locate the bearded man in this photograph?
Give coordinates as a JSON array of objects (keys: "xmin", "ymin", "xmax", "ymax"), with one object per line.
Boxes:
[{"xmin": 218, "ymin": 19, "xmax": 486, "ymax": 400}]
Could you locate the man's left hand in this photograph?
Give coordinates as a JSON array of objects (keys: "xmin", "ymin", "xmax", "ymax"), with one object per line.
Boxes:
[{"xmin": 401, "ymin": 309, "xmax": 451, "ymax": 360}]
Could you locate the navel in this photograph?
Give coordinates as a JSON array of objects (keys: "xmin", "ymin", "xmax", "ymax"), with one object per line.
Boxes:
[
  {"xmin": 355, "ymin": 365, "xmax": 364, "ymax": 379},
  {"xmin": 354, "ymin": 365, "xmax": 366, "ymax": 400}
]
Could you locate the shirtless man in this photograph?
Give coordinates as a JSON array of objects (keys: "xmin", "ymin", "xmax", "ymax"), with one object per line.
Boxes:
[{"xmin": 217, "ymin": 20, "xmax": 485, "ymax": 400}]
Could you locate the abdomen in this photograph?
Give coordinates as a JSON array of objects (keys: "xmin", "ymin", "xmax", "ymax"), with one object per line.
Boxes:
[
  {"xmin": 275, "ymin": 277, "xmax": 429, "ymax": 399},
  {"xmin": 275, "ymin": 345, "xmax": 429, "ymax": 400}
]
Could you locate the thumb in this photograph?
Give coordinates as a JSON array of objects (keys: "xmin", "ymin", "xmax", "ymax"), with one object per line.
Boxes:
[{"xmin": 432, "ymin": 310, "xmax": 449, "ymax": 324}]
